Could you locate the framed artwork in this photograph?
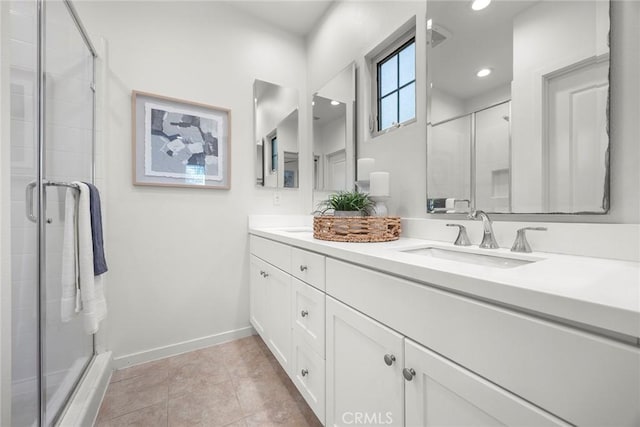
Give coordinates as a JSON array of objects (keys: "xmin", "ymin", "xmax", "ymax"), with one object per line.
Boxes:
[{"xmin": 132, "ymin": 91, "xmax": 231, "ymax": 189}]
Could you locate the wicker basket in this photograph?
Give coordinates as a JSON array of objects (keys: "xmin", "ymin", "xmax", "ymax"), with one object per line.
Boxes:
[{"xmin": 313, "ymin": 216, "xmax": 401, "ymax": 243}]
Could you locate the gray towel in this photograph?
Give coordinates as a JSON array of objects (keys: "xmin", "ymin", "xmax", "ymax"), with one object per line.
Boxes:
[{"xmin": 83, "ymin": 182, "xmax": 108, "ymax": 275}]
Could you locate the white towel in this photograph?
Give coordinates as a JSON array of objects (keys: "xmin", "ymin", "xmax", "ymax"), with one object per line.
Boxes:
[
  {"xmin": 60, "ymin": 182, "xmax": 107, "ymax": 334},
  {"xmin": 61, "ymin": 188, "xmax": 80, "ymax": 322}
]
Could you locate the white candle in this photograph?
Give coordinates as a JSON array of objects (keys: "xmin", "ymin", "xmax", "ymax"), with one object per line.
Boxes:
[
  {"xmin": 357, "ymin": 158, "xmax": 375, "ymax": 181},
  {"xmin": 370, "ymin": 172, "xmax": 390, "ymax": 197}
]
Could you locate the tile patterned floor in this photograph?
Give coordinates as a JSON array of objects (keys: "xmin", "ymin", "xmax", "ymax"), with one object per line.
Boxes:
[{"xmin": 96, "ymin": 335, "xmax": 323, "ymax": 427}]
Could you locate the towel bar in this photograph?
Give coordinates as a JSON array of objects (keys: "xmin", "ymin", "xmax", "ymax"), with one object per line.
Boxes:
[{"xmin": 25, "ymin": 180, "xmax": 81, "ymax": 223}]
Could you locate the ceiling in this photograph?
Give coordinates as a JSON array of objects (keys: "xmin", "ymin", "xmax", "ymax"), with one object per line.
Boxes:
[{"xmin": 227, "ymin": 1, "xmax": 335, "ymax": 37}]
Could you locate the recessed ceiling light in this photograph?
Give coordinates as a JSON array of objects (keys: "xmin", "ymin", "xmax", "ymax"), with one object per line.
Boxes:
[
  {"xmin": 476, "ymin": 68, "xmax": 492, "ymax": 78},
  {"xmin": 312, "ymin": 101, "xmax": 315, "ymax": 106},
  {"xmin": 331, "ymin": 100, "xmax": 340, "ymax": 106},
  {"xmin": 426, "ymin": 19, "xmax": 433, "ymax": 30},
  {"xmin": 471, "ymin": 0, "xmax": 491, "ymax": 11}
]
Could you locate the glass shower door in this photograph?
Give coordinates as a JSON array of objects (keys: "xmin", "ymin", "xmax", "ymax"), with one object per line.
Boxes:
[
  {"xmin": 42, "ymin": 0, "xmax": 95, "ymax": 424},
  {"xmin": 9, "ymin": 0, "xmax": 96, "ymax": 425}
]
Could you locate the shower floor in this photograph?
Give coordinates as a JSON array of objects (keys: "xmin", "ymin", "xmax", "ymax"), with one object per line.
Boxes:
[{"xmin": 95, "ymin": 335, "xmax": 322, "ymax": 426}]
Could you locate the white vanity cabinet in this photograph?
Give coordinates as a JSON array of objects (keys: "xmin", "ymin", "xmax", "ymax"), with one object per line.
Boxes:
[
  {"xmin": 249, "ymin": 231, "xmax": 640, "ymax": 427},
  {"xmin": 249, "ymin": 236, "xmax": 327, "ymax": 424},
  {"xmin": 326, "ymin": 296, "xmax": 404, "ymax": 427}
]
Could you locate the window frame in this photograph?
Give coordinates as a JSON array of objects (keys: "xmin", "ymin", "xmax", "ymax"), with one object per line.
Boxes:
[{"xmin": 370, "ymin": 29, "xmax": 417, "ymax": 137}]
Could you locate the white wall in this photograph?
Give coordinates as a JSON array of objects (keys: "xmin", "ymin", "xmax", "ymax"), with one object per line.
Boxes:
[
  {"xmin": 307, "ymin": 1, "xmax": 427, "ymax": 217},
  {"xmin": 74, "ymin": 1, "xmax": 308, "ymax": 363}
]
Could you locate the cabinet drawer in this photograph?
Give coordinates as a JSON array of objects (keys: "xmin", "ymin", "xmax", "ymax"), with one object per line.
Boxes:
[
  {"xmin": 292, "ymin": 332, "xmax": 325, "ymax": 425},
  {"xmin": 250, "ymin": 235, "xmax": 291, "ymax": 273},
  {"xmin": 327, "ymin": 258, "xmax": 640, "ymax": 427},
  {"xmin": 291, "ymin": 247, "xmax": 325, "ymax": 290},
  {"xmin": 292, "ymin": 278, "xmax": 325, "ymax": 358}
]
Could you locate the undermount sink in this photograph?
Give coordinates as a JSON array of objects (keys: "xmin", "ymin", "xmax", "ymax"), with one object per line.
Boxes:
[{"xmin": 398, "ymin": 246, "xmax": 541, "ymax": 269}]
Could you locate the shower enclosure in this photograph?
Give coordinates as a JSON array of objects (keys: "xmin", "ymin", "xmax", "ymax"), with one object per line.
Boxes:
[{"xmin": 9, "ymin": 0, "xmax": 97, "ymax": 425}]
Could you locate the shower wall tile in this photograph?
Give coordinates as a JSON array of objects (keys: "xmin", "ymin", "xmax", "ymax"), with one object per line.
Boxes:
[
  {"xmin": 10, "ymin": 39, "xmax": 36, "ymax": 71},
  {"xmin": 9, "ymin": 10, "xmax": 36, "ymax": 44}
]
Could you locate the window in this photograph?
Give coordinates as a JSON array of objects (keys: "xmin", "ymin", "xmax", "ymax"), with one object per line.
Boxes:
[
  {"xmin": 375, "ymin": 36, "xmax": 416, "ymax": 132},
  {"xmin": 270, "ymin": 134, "xmax": 278, "ymax": 172}
]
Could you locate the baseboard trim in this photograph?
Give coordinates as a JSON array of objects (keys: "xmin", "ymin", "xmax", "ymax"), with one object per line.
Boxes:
[{"xmin": 112, "ymin": 326, "xmax": 256, "ymax": 370}]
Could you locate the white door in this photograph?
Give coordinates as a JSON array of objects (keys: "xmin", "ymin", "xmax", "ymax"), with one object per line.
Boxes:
[
  {"xmin": 326, "ymin": 297, "xmax": 404, "ymax": 427},
  {"xmin": 404, "ymin": 339, "xmax": 568, "ymax": 427},
  {"xmin": 266, "ymin": 264, "xmax": 293, "ymax": 375},
  {"xmin": 249, "ymin": 255, "xmax": 268, "ymax": 337},
  {"xmin": 326, "ymin": 149, "xmax": 346, "ymax": 191}
]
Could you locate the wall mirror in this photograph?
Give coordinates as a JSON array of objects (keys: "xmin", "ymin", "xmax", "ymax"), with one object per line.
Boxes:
[
  {"xmin": 313, "ymin": 62, "xmax": 357, "ymax": 198},
  {"xmin": 426, "ymin": 0, "xmax": 610, "ymax": 214},
  {"xmin": 254, "ymin": 79, "xmax": 300, "ymax": 188}
]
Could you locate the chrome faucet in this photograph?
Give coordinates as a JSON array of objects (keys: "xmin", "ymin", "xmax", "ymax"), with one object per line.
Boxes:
[{"xmin": 468, "ymin": 210, "xmax": 499, "ymax": 249}]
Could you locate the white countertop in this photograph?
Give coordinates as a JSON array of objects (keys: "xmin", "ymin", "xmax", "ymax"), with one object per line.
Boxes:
[{"xmin": 249, "ymin": 227, "xmax": 640, "ymax": 341}]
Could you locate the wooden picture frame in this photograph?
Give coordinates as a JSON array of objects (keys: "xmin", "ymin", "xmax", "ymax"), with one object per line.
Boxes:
[{"xmin": 132, "ymin": 90, "xmax": 231, "ymax": 189}]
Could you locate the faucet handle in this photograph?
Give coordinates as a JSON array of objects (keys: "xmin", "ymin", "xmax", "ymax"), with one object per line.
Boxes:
[
  {"xmin": 511, "ymin": 227, "xmax": 547, "ymax": 253},
  {"xmin": 446, "ymin": 224, "xmax": 472, "ymax": 246}
]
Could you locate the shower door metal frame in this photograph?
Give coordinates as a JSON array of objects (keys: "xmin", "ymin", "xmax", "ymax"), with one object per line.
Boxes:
[{"xmin": 35, "ymin": 0, "xmax": 98, "ymax": 424}]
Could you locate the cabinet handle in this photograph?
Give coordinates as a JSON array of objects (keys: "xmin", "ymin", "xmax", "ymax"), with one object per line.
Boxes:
[
  {"xmin": 383, "ymin": 354, "xmax": 396, "ymax": 366},
  {"xmin": 301, "ymin": 368, "xmax": 308, "ymax": 377},
  {"xmin": 299, "ymin": 265, "xmax": 308, "ymax": 272},
  {"xmin": 403, "ymin": 368, "xmax": 416, "ymax": 381},
  {"xmin": 301, "ymin": 310, "xmax": 309, "ymax": 317}
]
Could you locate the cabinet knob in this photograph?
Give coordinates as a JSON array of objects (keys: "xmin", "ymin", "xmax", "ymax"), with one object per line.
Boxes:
[
  {"xmin": 383, "ymin": 354, "xmax": 396, "ymax": 366},
  {"xmin": 299, "ymin": 265, "xmax": 308, "ymax": 272},
  {"xmin": 403, "ymin": 368, "xmax": 416, "ymax": 381},
  {"xmin": 263, "ymin": 272, "xmax": 269, "ymax": 278},
  {"xmin": 259, "ymin": 270, "xmax": 265, "ymax": 277},
  {"xmin": 301, "ymin": 369, "xmax": 309, "ymax": 377},
  {"xmin": 301, "ymin": 310, "xmax": 309, "ymax": 318}
]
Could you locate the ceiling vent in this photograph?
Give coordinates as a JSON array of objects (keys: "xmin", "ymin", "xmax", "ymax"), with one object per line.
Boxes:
[{"xmin": 428, "ymin": 23, "xmax": 452, "ymax": 48}]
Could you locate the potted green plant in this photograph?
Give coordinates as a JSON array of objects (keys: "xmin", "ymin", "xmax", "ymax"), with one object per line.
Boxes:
[{"xmin": 315, "ymin": 190, "xmax": 375, "ymax": 216}]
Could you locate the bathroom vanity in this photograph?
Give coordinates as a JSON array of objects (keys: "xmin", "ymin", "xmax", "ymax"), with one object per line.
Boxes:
[{"xmin": 248, "ymin": 224, "xmax": 639, "ymax": 427}]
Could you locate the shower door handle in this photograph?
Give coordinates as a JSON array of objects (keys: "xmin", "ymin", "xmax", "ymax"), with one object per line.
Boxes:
[{"xmin": 25, "ymin": 180, "xmax": 37, "ymax": 223}]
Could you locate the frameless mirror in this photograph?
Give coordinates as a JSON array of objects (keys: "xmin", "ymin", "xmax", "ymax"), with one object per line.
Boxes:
[
  {"xmin": 427, "ymin": 0, "xmax": 610, "ymax": 214},
  {"xmin": 253, "ymin": 79, "xmax": 299, "ymax": 188},
  {"xmin": 313, "ymin": 62, "xmax": 356, "ymax": 197}
]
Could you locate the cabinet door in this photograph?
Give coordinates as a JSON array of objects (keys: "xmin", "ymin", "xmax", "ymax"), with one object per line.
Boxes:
[
  {"xmin": 249, "ymin": 255, "xmax": 268, "ymax": 337},
  {"xmin": 265, "ymin": 264, "xmax": 293, "ymax": 375},
  {"xmin": 404, "ymin": 339, "xmax": 569, "ymax": 427},
  {"xmin": 326, "ymin": 297, "xmax": 404, "ymax": 427}
]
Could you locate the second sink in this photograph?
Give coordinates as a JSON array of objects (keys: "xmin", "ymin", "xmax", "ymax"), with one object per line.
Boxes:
[{"xmin": 398, "ymin": 246, "xmax": 541, "ymax": 269}]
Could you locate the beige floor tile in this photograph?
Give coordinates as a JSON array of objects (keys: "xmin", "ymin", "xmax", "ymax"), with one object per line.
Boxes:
[
  {"xmin": 224, "ymin": 347, "xmax": 276, "ymax": 380},
  {"xmin": 218, "ymin": 336, "xmax": 261, "ymax": 360},
  {"xmin": 111, "ymin": 359, "xmax": 170, "ymax": 383},
  {"xmin": 98, "ymin": 373, "xmax": 169, "ymax": 421},
  {"xmin": 169, "ymin": 357, "xmax": 230, "ymax": 397},
  {"xmin": 234, "ymin": 369, "xmax": 295, "ymax": 416},
  {"xmin": 96, "ymin": 401, "xmax": 167, "ymax": 427},
  {"xmin": 167, "ymin": 380, "xmax": 243, "ymax": 426},
  {"xmin": 242, "ymin": 398, "xmax": 310, "ymax": 427}
]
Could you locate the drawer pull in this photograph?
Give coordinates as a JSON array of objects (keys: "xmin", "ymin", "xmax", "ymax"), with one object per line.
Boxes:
[
  {"xmin": 403, "ymin": 368, "xmax": 416, "ymax": 381},
  {"xmin": 383, "ymin": 354, "xmax": 396, "ymax": 366},
  {"xmin": 299, "ymin": 265, "xmax": 308, "ymax": 272},
  {"xmin": 301, "ymin": 368, "xmax": 309, "ymax": 377},
  {"xmin": 301, "ymin": 310, "xmax": 309, "ymax": 318}
]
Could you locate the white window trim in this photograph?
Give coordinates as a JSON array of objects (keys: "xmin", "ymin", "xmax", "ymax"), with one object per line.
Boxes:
[{"xmin": 369, "ymin": 28, "xmax": 417, "ymax": 138}]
